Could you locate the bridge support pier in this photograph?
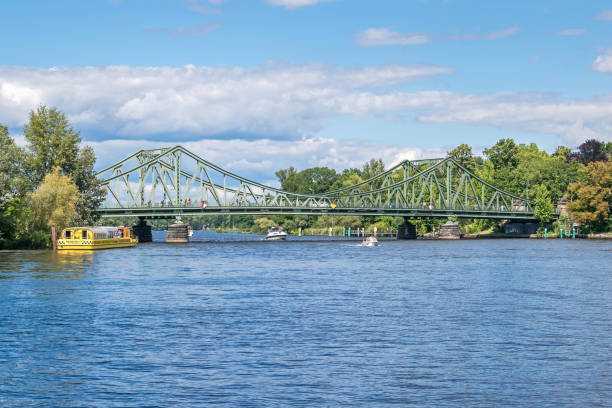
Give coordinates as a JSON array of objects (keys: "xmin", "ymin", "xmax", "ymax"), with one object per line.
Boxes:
[
  {"xmin": 397, "ymin": 219, "xmax": 417, "ymax": 239},
  {"xmin": 132, "ymin": 217, "xmax": 152, "ymax": 243},
  {"xmin": 439, "ymin": 221, "xmax": 461, "ymax": 240},
  {"xmin": 166, "ymin": 219, "xmax": 189, "ymax": 243}
]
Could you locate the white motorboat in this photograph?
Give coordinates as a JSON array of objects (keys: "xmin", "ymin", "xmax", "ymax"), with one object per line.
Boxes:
[
  {"xmin": 266, "ymin": 227, "xmax": 288, "ymax": 240},
  {"xmin": 362, "ymin": 236, "xmax": 379, "ymax": 247}
]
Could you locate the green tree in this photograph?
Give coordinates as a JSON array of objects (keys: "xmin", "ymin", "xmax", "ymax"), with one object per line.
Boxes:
[
  {"xmin": 277, "ymin": 167, "xmax": 338, "ymax": 194},
  {"xmin": 0, "ymin": 123, "xmax": 27, "ymax": 199},
  {"xmin": 602, "ymin": 142, "xmax": 612, "ymax": 161},
  {"xmin": 275, "ymin": 166, "xmax": 297, "ymax": 191},
  {"xmin": 0, "ymin": 124, "xmax": 28, "ymax": 241},
  {"xmin": 329, "ymin": 168, "xmax": 364, "ymax": 191},
  {"xmin": 72, "ymin": 146, "xmax": 106, "ymax": 224},
  {"xmin": 28, "ymin": 167, "xmax": 79, "ymax": 232},
  {"xmin": 341, "ymin": 173, "xmax": 363, "ymax": 188},
  {"xmin": 23, "ymin": 106, "xmax": 105, "ymax": 225},
  {"xmin": 362, "ymin": 158, "xmax": 385, "ymax": 180},
  {"xmin": 552, "ymin": 145, "xmax": 571, "ymax": 160},
  {"xmin": 566, "ymin": 161, "xmax": 612, "ymax": 231},
  {"xmin": 336, "ymin": 215, "xmax": 363, "ymax": 229},
  {"xmin": 24, "ymin": 105, "xmax": 81, "ymax": 185},
  {"xmin": 483, "ymin": 138, "xmax": 519, "ymax": 170},
  {"xmin": 253, "ymin": 217, "xmax": 277, "ymax": 234},
  {"xmin": 533, "ymin": 184, "xmax": 554, "ymax": 225},
  {"xmin": 297, "ymin": 167, "xmax": 338, "ymax": 194},
  {"xmin": 447, "ymin": 143, "xmax": 476, "ymax": 172}
]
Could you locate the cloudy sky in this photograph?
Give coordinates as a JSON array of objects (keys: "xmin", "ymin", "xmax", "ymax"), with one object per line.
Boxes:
[{"xmin": 1, "ymin": 0, "xmax": 611, "ymax": 183}]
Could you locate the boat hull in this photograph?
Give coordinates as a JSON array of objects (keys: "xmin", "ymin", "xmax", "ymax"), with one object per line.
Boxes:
[
  {"xmin": 265, "ymin": 235, "xmax": 287, "ymax": 240},
  {"xmin": 57, "ymin": 238, "xmax": 138, "ymax": 250}
]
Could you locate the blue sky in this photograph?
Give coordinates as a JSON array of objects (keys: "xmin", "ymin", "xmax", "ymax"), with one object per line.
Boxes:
[{"xmin": 1, "ymin": 0, "xmax": 611, "ymax": 181}]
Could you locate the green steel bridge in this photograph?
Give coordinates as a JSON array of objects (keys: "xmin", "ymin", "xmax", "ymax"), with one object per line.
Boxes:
[{"xmin": 95, "ymin": 145, "xmax": 538, "ymax": 222}]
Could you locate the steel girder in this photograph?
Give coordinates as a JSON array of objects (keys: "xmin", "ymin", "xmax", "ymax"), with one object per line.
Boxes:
[{"xmin": 95, "ymin": 145, "xmax": 538, "ymax": 219}]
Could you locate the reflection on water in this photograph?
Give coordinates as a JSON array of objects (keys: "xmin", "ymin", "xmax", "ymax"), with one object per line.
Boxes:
[
  {"xmin": 0, "ymin": 249, "xmax": 94, "ymax": 279},
  {"xmin": 0, "ymin": 234, "xmax": 610, "ymax": 407}
]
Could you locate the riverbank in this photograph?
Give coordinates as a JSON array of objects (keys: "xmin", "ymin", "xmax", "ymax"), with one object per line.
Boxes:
[{"xmin": 462, "ymin": 232, "xmax": 612, "ymax": 239}]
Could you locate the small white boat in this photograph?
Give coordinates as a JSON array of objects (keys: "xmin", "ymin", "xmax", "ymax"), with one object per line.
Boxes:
[
  {"xmin": 362, "ymin": 236, "xmax": 379, "ymax": 247},
  {"xmin": 266, "ymin": 226, "xmax": 288, "ymax": 240}
]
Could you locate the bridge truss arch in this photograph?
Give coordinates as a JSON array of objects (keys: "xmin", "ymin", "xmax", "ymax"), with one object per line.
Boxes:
[{"xmin": 95, "ymin": 145, "xmax": 535, "ymax": 220}]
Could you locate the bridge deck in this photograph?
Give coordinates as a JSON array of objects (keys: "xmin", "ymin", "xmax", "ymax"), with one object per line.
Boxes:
[{"xmin": 98, "ymin": 206, "xmax": 537, "ymax": 220}]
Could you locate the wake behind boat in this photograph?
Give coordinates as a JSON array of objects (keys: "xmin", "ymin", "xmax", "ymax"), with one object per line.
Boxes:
[{"xmin": 266, "ymin": 226, "xmax": 288, "ymax": 240}]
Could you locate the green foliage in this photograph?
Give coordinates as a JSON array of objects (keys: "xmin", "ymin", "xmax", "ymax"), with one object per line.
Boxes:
[
  {"xmin": 276, "ymin": 166, "xmax": 339, "ymax": 194},
  {"xmin": 566, "ymin": 161, "xmax": 612, "ymax": 231},
  {"xmin": 22, "ymin": 106, "xmax": 105, "ymax": 225},
  {"xmin": 371, "ymin": 216, "xmax": 400, "ymax": 231},
  {"xmin": 0, "ymin": 123, "xmax": 27, "ymax": 199},
  {"xmin": 0, "ymin": 230, "xmax": 50, "ymax": 250},
  {"xmin": 478, "ymin": 141, "xmax": 583, "ymax": 203},
  {"xmin": 330, "ymin": 168, "xmax": 363, "ymax": 190},
  {"xmin": 252, "ymin": 217, "xmax": 277, "ymax": 234},
  {"xmin": 362, "ymin": 158, "xmax": 385, "ymax": 180},
  {"xmin": 447, "ymin": 143, "xmax": 476, "ymax": 172},
  {"xmin": 408, "ymin": 217, "xmax": 444, "ymax": 236},
  {"xmin": 275, "ymin": 167, "xmax": 297, "ymax": 190},
  {"xmin": 1, "ymin": 198, "xmax": 31, "ymax": 240},
  {"xmin": 463, "ymin": 219, "xmax": 496, "ymax": 234},
  {"xmin": 601, "ymin": 142, "xmax": 612, "ymax": 161},
  {"xmin": 533, "ymin": 184, "xmax": 554, "ymax": 225},
  {"xmin": 484, "ymin": 138, "xmax": 519, "ymax": 170},
  {"xmin": 337, "ymin": 215, "xmax": 364, "ymax": 229},
  {"xmin": 552, "ymin": 145, "xmax": 571, "ymax": 160},
  {"xmin": 24, "ymin": 105, "xmax": 82, "ymax": 186},
  {"xmin": 552, "ymin": 213, "xmax": 571, "ymax": 234},
  {"xmin": 28, "ymin": 167, "xmax": 80, "ymax": 232},
  {"xmin": 72, "ymin": 146, "xmax": 106, "ymax": 225}
]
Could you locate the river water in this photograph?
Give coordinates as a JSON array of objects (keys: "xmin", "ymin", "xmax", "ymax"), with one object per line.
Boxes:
[{"xmin": 0, "ymin": 232, "xmax": 610, "ymax": 407}]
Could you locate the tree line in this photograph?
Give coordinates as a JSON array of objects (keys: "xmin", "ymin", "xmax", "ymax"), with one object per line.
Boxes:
[
  {"xmin": 257, "ymin": 139, "xmax": 611, "ymax": 236},
  {"xmin": 0, "ymin": 106, "xmax": 105, "ymax": 248},
  {"xmin": 1, "ymin": 105, "xmax": 610, "ymax": 248}
]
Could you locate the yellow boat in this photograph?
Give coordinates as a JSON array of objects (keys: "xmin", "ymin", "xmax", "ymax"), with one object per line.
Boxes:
[{"xmin": 57, "ymin": 226, "xmax": 138, "ymax": 250}]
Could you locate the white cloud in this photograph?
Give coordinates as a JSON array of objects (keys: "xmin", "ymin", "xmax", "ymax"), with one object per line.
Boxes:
[
  {"xmin": 556, "ymin": 28, "xmax": 586, "ymax": 36},
  {"xmin": 0, "ymin": 63, "xmax": 611, "ymax": 151},
  {"xmin": 356, "ymin": 26, "xmax": 520, "ymax": 47},
  {"xmin": 483, "ymin": 26, "xmax": 521, "ymax": 40},
  {"xmin": 415, "ymin": 92, "xmax": 612, "ymax": 145},
  {"xmin": 355, "ymin": 28, "xmax": 430, "ymax": 47},
  {"xmin": 0, "ymin": 63, "xmax": 450, "ymax": 139},
  {"xmin": 188, "ymin": 5, "xmax": 222, "ymax": 14},
  {"xmin": 592, "ymin": 49, "xmax": 612, "ymax": 73},
  {"xmin": 335, "ymin": 65, "xmax": 452, "ymax": 88},
  {"xmin": 88, "ymin": 137, "xmax": 447, "ymax": 182},
  {"xmin": 595, "ymin": 9, "xmax": 612, "ymax": 20},
  {"xmin": 264, "ymin": 0, "xmax": 335, "ymax": 9},
  {"xmin": 449, "ymin": 26, "xmax": 520, "ymax": 41}
]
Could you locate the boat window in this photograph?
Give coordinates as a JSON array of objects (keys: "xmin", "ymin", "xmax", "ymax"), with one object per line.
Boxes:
[
  {"xmin": 65, "ymin": 230, "xmax": 71, "ymax": 239},
  {"xmin": 82, "ymin": 231, "xmax": 88, "ymax": 239}
]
